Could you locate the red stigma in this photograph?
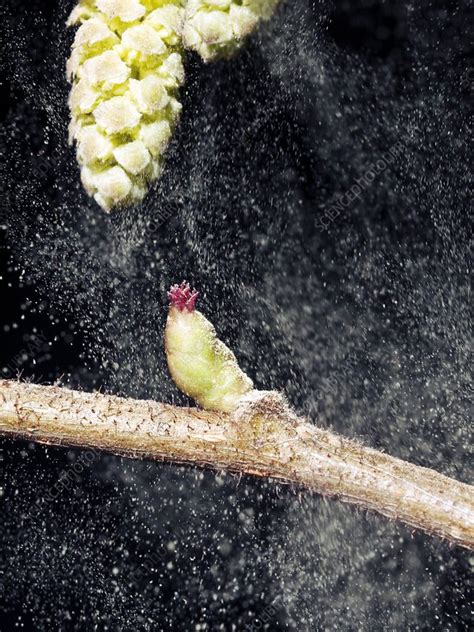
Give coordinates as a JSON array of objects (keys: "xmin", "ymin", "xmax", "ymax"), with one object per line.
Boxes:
[{"xmin": 168, "ymin": 281, "xmax": 199, "ymax": 312}]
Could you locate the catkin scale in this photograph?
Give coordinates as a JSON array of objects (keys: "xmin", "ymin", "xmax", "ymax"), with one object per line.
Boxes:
[
  {"xmin": 183, "ymin": 0, "xmax": 281, "ymax": 62},
  {"xmin": 66, "ymin": 0, "xmax": 186, "ymax": 211}
]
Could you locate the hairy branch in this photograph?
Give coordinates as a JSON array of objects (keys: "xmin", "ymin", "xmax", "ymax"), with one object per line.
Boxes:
[{"xmin": 0, "ymin": 380, "xmax": 472, "ymax": 550}]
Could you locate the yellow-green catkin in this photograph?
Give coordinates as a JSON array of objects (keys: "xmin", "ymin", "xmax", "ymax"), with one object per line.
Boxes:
[
  {"xmin": 183, "ymin": 0, "xmax": 280, "ymax": 62},
  {"xmin": 67, "ymin": 0, "xmax": 186, "ymax": 211},
  {"xmin": 165, "ymin": 282, "xmax": 253, "ymax": 413}
]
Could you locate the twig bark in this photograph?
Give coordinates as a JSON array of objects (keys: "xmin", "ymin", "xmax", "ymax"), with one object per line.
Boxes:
[{"xmin": 0, "ymin": 379, "xmax": 472, "ymax": 549}]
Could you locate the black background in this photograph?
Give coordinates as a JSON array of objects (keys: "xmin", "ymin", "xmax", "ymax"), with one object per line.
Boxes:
[{"xmin": 0, "ymin": 1, "xmax": 472, "ymax": 630}]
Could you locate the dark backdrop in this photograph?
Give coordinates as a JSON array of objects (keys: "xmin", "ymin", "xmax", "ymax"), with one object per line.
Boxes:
[{"xmin": 0, "ymin": 1, "xmax": 472, "ymax": 630}]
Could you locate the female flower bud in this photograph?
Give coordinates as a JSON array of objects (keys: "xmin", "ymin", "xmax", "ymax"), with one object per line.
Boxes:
[{"xmin": 165, "ymin": 282, "xmax": 253, "ymax": 412}]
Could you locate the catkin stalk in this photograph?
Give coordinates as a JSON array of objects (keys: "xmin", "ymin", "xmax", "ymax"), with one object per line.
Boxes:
[{"xmin": 0, "ymin": 380, "xmax": 472, "ymax": 550}]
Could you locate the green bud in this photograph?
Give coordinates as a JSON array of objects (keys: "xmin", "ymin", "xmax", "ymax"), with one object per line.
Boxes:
[{"xmin": 165, "ymin": 282, "xmax": 253, "ymax": 412}]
